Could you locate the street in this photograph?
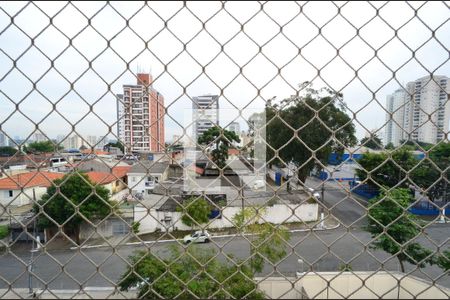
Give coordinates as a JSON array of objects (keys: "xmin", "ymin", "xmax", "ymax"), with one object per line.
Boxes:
[{"xmin": 0, "ymin": 177, "xmax": 448, "ymax": 290}]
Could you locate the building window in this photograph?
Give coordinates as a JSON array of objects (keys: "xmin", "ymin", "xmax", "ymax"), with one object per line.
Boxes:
[{"xmin": 8, "ymin": 190, "xmax": 13, "ymax": 197}]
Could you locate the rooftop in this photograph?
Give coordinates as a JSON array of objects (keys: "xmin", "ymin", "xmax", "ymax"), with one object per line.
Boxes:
[
  {"xmin": 128, "ymin": 161, "xmax": 169, "ymax": 174},
  {"xmin": 0, "ymin": 171, "xmax": 64, "ymax": 190}
]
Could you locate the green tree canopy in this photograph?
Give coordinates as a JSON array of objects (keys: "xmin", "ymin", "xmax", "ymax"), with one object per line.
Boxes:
[
  {"xmin": 34, "ymin": 172, "xmax": 113, "ymax": 244},
  {"xmin": 25, "ymin": 141, "xmax": 62, "ymax": 154},
  {"xmin": 385, "ymin": 142, "xmax": 395, "ymax": 150},
  {"xmin": 118, "ymin": 246, "xmax": 264, "ymax": 299},
  {"xmin": 177, "ymin": 196, "xmax": 211, "ymax": 229},
  {"xmin": 103, "ymin": 141, "xmax": 124, "ymax": 153},
  {"xmin": 365, "ymin": 188, "xmax": 433, "ymax": 273},
  {"xmin": 264, "ymin": 84, "xmax": 357, "ymax": 182},
  {"xmin": 435, "ymin": 250, "xmax": 450, "ymax": 273},
  {"xmin": 355, "ymin": 148, "xmax": 418, "ymax": 188},
  {"xmin": 197, "ymin": 126, "xmax": 240, "ymax": 169},
  {"xmin": 232, "ymin": 207, "xmax": 291, "ymax": 273},
  {"xmin": 0, "ymin": 146, "xmax": 17, "ymax": 157},
  {"xmin": 356, "ymin": 145, "xmax": 450, "ymax": 201},
  {"xmin": 360, "ymin": 134, "xmax": 383, "ymax": 150}
]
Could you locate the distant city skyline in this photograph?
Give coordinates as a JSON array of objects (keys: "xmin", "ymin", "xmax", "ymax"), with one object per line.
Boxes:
[
  {"xmin": 385, "ymin": 75, "xmax": 450, "ymax": 146},
  {"xmin": 0, "ymin": 2, "xmax": 449, "ymax": 144}
]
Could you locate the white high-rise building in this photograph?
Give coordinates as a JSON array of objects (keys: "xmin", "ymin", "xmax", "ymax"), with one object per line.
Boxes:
[
  {"xmin": 0, "ymin": 132, "xmax": 8, "ymax": 147},
  {"xmin": 228, "ymin": 121, "xmax": 240, "ymax": 135},
  {"xmin": 33, "ymin": 130, "xmax": 46, "ymax": 142},
  {"xmin": 385, "ymin": 88, "xmax": 408, "ymax": 146},
  {"xmin": 192, "ymin": 95, "xmax": 219, "ymax": 138},
  {"xmin": 116, "ymin": 73, "xmax": 165, "ymax": 154},
  {"xmin": 385, "ymin": 75, "xmax": 450, "ymax": 146},
  {"xmin": 86, "ymin": 135, "xmax": 98, "ymax": 148},
  {"xmin": 63, "ymin": 134, "xmax": 83, "ymax": 150}
]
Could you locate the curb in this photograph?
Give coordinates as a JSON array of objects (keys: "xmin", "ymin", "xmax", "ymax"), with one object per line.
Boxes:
[{"xmin": 69, "ymin": 223, "xmax": 340, "ymax": 250}]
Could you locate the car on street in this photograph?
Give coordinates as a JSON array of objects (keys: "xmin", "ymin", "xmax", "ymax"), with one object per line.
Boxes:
[
  {"xmin": 183, "ymin": 230, "xmax": 211, "ymax": 244},
  {"xmin": 307, "ymin": 187, "xmax": 321, "ymax": 200},
  {"xmin": 251, "ymin": 179, "xmax": 265, "ymax": 190}
]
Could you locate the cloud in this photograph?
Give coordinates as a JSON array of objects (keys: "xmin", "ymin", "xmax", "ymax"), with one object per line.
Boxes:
[{"xmin": 0, "ymin": 1, "xmax": 448, "ymax": 143}]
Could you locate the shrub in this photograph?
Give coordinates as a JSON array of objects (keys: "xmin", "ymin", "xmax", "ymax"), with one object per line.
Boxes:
[
  {"xmin": 131, "ymin": 221, "xmax": 140, "ymax": 234},
  {"xmin": 0, "ymin": 225, "xmax": 9, "ymax": 239}
]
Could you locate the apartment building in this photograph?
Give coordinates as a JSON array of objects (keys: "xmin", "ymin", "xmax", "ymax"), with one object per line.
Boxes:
[
  {"xmin": 192, "ymin": 94, "xmax": 219, "ymax": 138},
  {"xmin": 32, "ymin": 130, "xmax": 47, "ymax": 142},
  {"xmin": 385, "ymin": 75, "xmax": 450, "ymax": 146},
  {"xmin": 116, "ymin": 73, "xmax": 165, "ymax": 154},
  {"xmin": 62, "ymin": 134, "xmax": 83, "ymax": 150},
  {"xmin": 385, "ymin": 88, "xmax": 408, "ymax": 146},
  {"xmin": 0, "ymin": 132, "xmax": 8, "ymax": 147}
]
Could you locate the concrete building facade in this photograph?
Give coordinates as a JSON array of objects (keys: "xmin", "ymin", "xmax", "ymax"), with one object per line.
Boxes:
[
  {"xmin": 385, "ymin": 75, "xmax": 450, "ymax": 146},
  {"xmin": 117, "ymin": 73, "xmax": 165, "ymax": 154},
  {"xmin": 192, "ymin": 94, "xmax": 219, "ymax": 138}
]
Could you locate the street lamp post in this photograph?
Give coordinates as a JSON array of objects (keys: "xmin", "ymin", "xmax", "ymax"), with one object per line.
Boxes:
[
  {"xmin": 296, "ymin": 258, "xmax": 304, "ymax": 278},
  {"xmin": 28, "ymin": 188, "xmax": 41, "ymax": 295}
]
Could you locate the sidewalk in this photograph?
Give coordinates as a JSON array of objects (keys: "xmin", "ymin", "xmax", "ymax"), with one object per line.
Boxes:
[
  {"xmin": 0, "ymin": 287, "xmax": 137, "ymax": 299},
  {"xmin": 70, "ymin": 216, "xmax": 340, "ymax": 250}
]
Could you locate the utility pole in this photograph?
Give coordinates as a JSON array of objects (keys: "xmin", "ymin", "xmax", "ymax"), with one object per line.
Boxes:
[{"xmin": 28, "ymin": 188, "xmax": 39, "ymax": 295}]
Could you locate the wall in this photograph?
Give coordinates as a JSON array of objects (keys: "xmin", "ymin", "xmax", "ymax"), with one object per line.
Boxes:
[
  {"xmin": 0, "ymin": 186, "xmax": 47, "ymax": 207},
  {"xmin": 135, "ymin": 203, "xmax": 318, "ymax": 233},
  {"xmin": 256, "ymin": 272, "xmax": 450, "ymax": 299},
  {"xmin": 127, "ymin": 169, "xmax": 169, "ymax": 193},
  {"xmin": 79, "ymin": 217, "xmax": 133, "ymax": 240}
]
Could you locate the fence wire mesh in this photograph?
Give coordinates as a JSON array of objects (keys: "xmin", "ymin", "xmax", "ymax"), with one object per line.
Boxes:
[{"xmin": 0, "ymin": 1, "xmax": 449, "ymax": 299}]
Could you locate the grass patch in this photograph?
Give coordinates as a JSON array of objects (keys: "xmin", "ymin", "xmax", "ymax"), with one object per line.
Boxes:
[{"xmin": 0, "ymin": 225, "xmax": 9, "ymax": 239}]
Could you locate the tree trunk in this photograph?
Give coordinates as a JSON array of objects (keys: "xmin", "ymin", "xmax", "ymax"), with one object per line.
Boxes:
[
  {"xmin": 398, "ymin": 258, "xmax": 405, "ymax": 273},
  {"xmin": 74, "ymin": 226, "xmax": 80, "ymax": 245},
  {"xmin": 297, "ymin": 168, "xmax": 308, "ymax": 184}
]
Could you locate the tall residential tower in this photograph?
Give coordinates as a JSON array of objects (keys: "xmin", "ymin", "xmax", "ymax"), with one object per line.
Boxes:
[
  {"xmin": 117, "ymin": 73, "xmax": 165, "ymax": 153},
  {"xmin": 192, "ymin": 94, "xmax": 219, "ymax": 138},
  {"xmin": 385, "ymin": 75, "xmax": 450, "ymax": 146}
]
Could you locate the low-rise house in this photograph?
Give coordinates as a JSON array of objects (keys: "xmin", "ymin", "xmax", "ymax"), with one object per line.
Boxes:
[
  {"xmin": 0, "ymin": 171, "xmax": 64, "ymax": 207},
  {"xmin": 85, "ymin": 167, "xmax": 130, "ymax": 195},
  {"xmin": 127, "ymin": 161, "xmax": 170, "ymax": 196}
]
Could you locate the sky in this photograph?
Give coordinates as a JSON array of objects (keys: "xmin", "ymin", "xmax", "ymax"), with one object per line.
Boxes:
[{"xmin": 0, "ymin": 1, "xmax": 449, "ymax": 145}]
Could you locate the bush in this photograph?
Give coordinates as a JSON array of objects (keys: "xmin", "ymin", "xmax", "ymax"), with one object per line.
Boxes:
[
  {"xmin": 0, "ymin": 225, "xmax": 9, "ymax": 239},
  {"xmin": 131, "ymin": 221, "xmax": 140, "ymax": 234},
  {"xmin": 339, "ymin": 263, "xmax": 352, "ymax": 271},
  {"xmin": 306, "ymin": 197, "xmax": 317, "ymax": 204}
]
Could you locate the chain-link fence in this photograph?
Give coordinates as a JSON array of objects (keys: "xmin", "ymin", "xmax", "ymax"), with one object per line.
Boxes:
[{"xmin": 0, "ymin": 1, "xmax": 449, "ymax": 299}]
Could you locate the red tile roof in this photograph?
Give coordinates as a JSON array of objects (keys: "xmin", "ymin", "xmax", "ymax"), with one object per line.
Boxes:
[
  {"xmin": 0, "ymin": 172, "xmax": 64, "ymax": 190},
  {"xmin": 81, "ymin": 149, "xmax": 110, "ymax": 155},
  {"xmin": 112, "ymin": 166, "xmax": 131, "ymax": 178},
  {"xmin": 86, "ymin": 172, "xmax": 119, "ymax": 185}
]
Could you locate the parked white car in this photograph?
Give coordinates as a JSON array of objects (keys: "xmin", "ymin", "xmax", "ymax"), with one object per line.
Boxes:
[
  {"xmin": 307, "ymin": 187, "xmax": 321, "ymax": 200},
  {"xmin": 251, "ymin": 179, "xmax": 265, "ymax": 190},
  {"xmin": 183, "ymin": 231, "xmax": 211, "ymax": 244}
]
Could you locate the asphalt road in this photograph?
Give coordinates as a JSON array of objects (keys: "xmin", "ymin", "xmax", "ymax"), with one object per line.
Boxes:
[{"xmin": 0, "ymin": 177, "xmax": 448, "ymax": 290}]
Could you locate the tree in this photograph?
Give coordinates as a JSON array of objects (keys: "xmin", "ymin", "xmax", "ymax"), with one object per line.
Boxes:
[
  {"xmin": 264, "ymin": 84, "xmax": 357, "ymax": 182},
  {"xmin": 232, "ymin": 207, "xmax": 290, "ymax": 273},
  {"xmin": 118, "ymin": 245, "xmax": 264, "ymax": 299},
  {"xmin": 177, "ymin": 196, "xmax": 211, "ymax": 229},
  {"xmin": 34, "ymin": 172, "xmax": 113, "ymax": 244},
  {"xmin": 25, "ymin": 141, "xmax": 62, "ymax": 153},
  {"xmin": 435, "ymin": 250, "xmax": 450, "ymax": 272},
  {"xmin": 355, "ymin": 148, "xmax": 417, "ymax": 188},
  {"xmin": 360, "ymin": 134, "xmax": 383, "ymax": 150},
  {"xmin": 0, "ymin": 146, "xmax": 17, "ymax": 157},
  {"xmin": 106, "ymin": 141, "xmax": 124, "ymax": 152},
  {"xmin": 399, "ymin": 139, "xmax": 434, "ymax": 151},
  {"xmin": 365, "ymin": 188, "xmax": 433, "ymax": 273},
  {"xmin": 385, "ymin": 142, "xmax": 395, "ymax": 150},
  {"xmin": 427, "ymin": 142, "xmax": 450, "ymax": 202},
  {"xmin": 197, "ymin": 126, "xmax": 240, "ymax": 169},
  {"xmin": 356, "ymin": 145, "xmax": 449, "ymax": 202},
  {"xmin": 104, "ymin": 141, "xmax": 124, "ymax": 153}
]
